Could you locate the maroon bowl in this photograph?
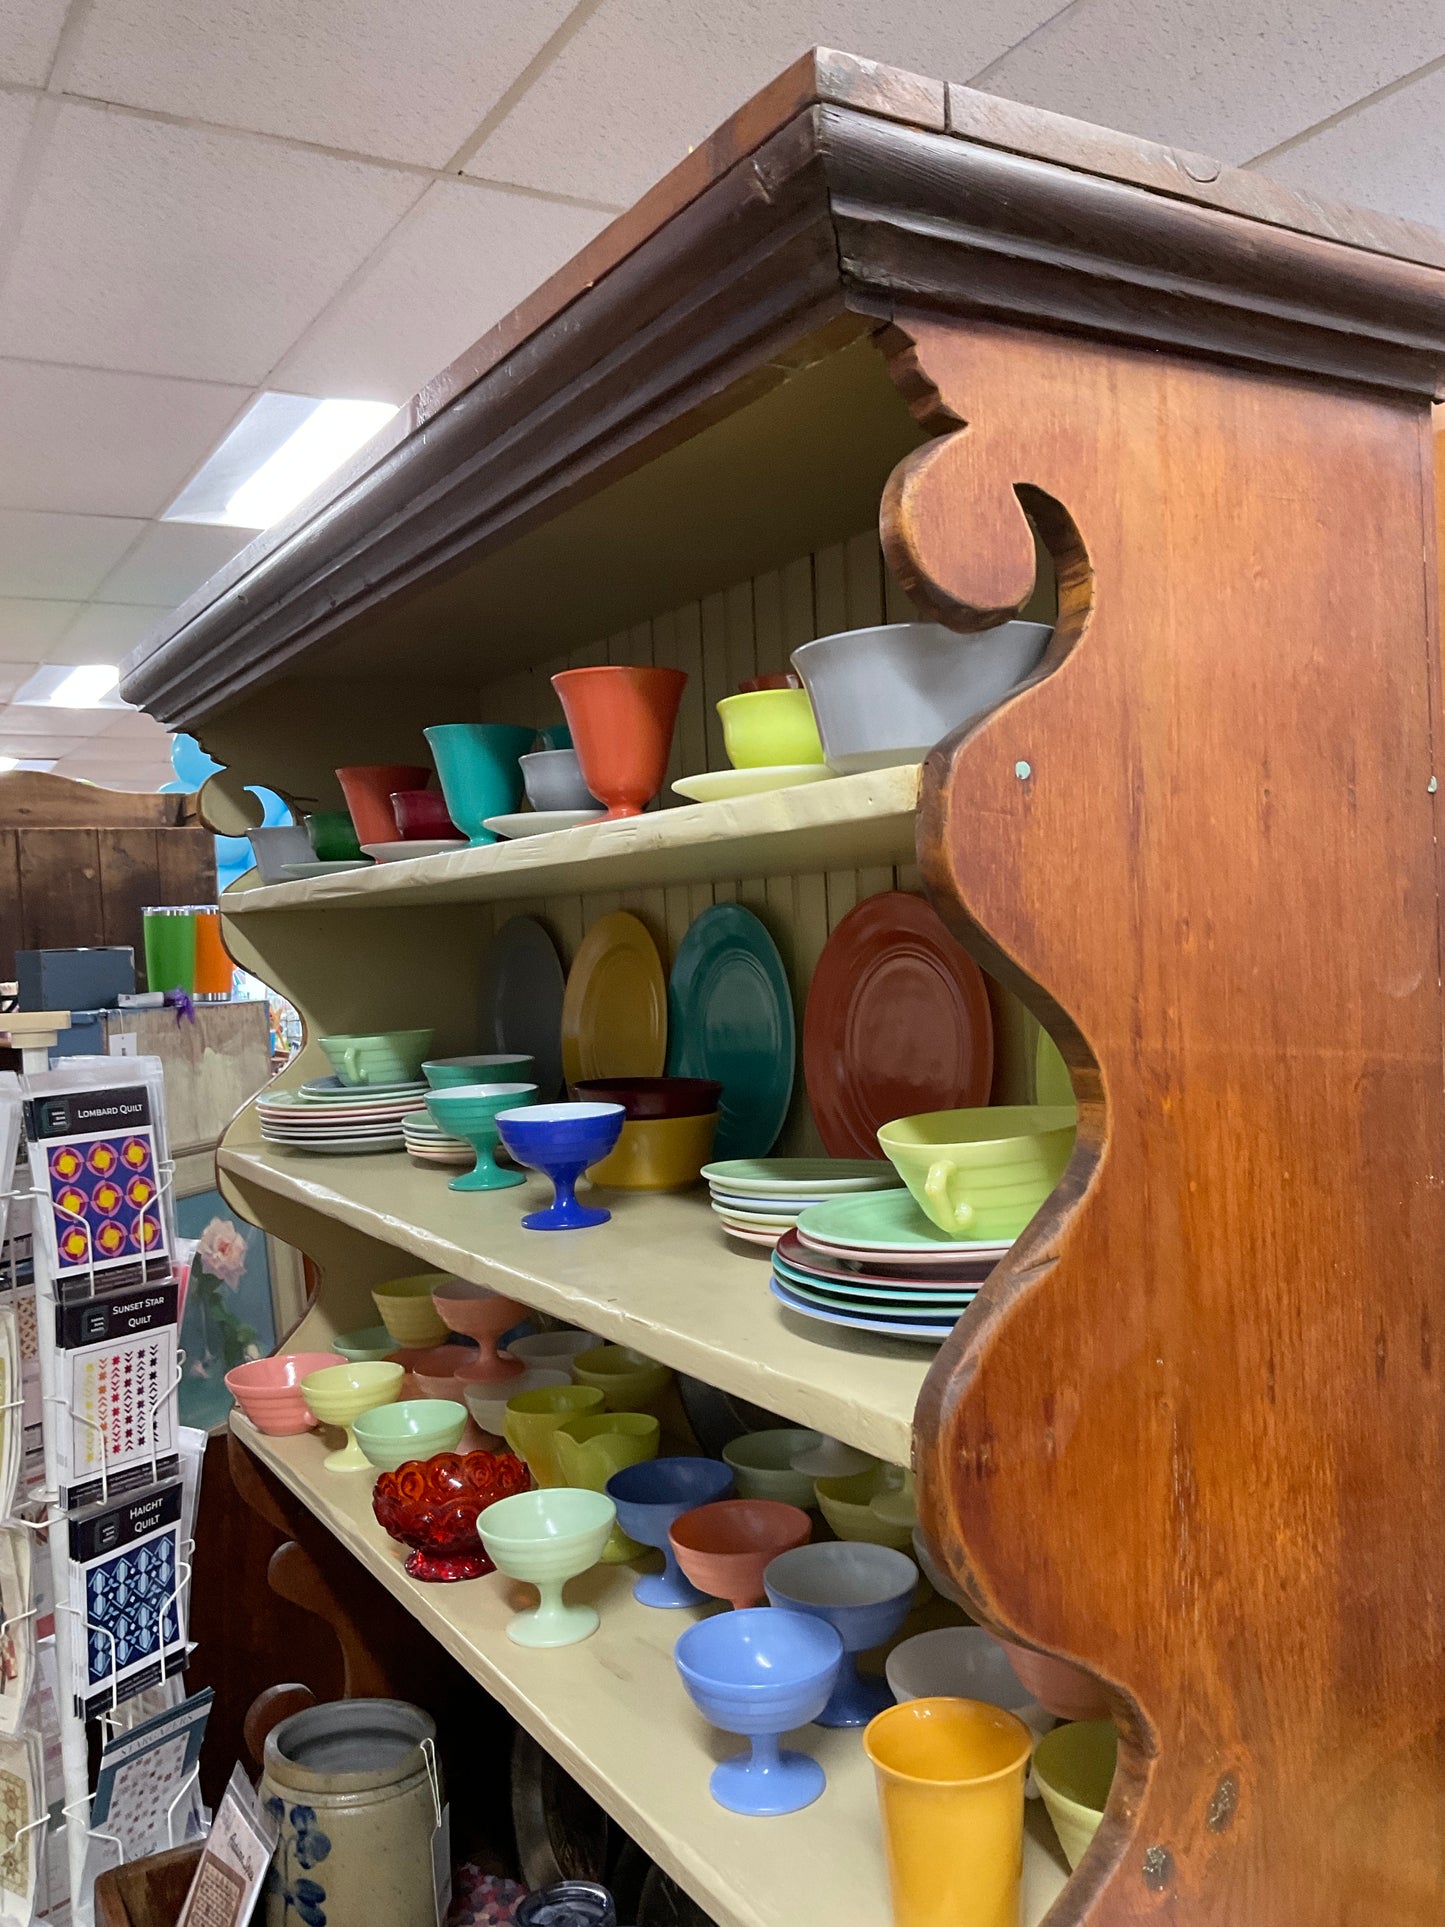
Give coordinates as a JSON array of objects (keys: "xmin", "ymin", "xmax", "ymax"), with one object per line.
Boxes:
[
  {"xmin": 392, "ymin": 788, "xmax": 462, "ymax": 840},
  {"xmin": 570, "ymin": 1076, "xmax": 723, "ymax": 1120},
  {"xmin": 372, "ymin": 1448, "xmax": 531, "ymax": 1581},
  {"xmin": 738, "ymin": 672, "xmax": 802, "ymax": 693}
]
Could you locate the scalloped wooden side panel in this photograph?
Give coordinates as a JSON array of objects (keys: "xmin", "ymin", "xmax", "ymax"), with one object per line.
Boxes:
[{"xmin": 892, "ymin": 317, "xmax": 1445, "ymax": 1923}]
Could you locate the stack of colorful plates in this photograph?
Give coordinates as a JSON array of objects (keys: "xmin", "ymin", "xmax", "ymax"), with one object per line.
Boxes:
[
  {"xmin": 770, "ymin": 1189, "xmax": 1007, "ymax": 1341},
  {"xmin": 402, "ymin": 1112, "xmax": 475, "ymax": 1169},
  {"xmin": 256, "ymin": 1076, "xmax": 428, "ymax": 1156},
  {"xmin": 702, "ymin": 1157, "xmax": 903, "ymax": 1247}
]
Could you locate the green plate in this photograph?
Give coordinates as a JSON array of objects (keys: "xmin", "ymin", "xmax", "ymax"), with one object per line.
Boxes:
[
  {"xmin": 701, "ymin": 1157, "xmax": 899, "ymax": 1198},
  {"xmin": 796, "ymin": 1188, "xmax": 1013, "ymax": 1260},
  {"xmin": 667, "ymin": 905, "xmax": 794, "ymax": 1161}
]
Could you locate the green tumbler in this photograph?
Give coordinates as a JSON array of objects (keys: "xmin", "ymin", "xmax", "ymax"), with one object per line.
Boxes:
[{"xmin": 142, "ymin": 906, "xmax": 197, "ymax": 993}]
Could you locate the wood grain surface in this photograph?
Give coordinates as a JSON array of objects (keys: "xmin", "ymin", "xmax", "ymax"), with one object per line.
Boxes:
[{"xmin": 893, "ymin": 315, "xmax": 1445, "ymax": 1922}]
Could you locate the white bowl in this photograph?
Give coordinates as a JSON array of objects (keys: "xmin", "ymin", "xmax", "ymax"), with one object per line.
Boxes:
[
  {"xmin": 791, "ymin": 620, "xmax": 1053, "ymax": 774},
  {"xmin": 462, "ymin": 1367, "xmax": 569, "ymax": 1435},
  {"xmin": 503, "ymin": 1330, "xmax": 600, "ymax": 1369},
  {"xmin": 885, "ymin": 1626, "xmax": 1050, "ymax": 1736}
]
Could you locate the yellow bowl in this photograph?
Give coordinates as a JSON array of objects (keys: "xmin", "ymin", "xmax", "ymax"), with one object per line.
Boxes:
[
  {"xmin": 716, "ymin": 688, "xmax": 825, "ymax": 769},
  {"xmin": 1032, "ymin": 1720, "xmax": 1117, "ymax": 1870},
  {"xmin": 299, "ymin": 1360, "xmax": 404, "ymax": 1471},
  {"xmin": 371, "ymin": 1272, "xmax": 451, "ymax": 1347},
  {"xmin": 586, "ymin": 1111, "xmax": 718, "ymax": 1191},
  {"xmin": 877, "ymin": 1106, "xmax": 1076, "ymax": 1241},
  {"xmin": 570, "ymin": 1344, "xmax": 673, "ymax": 1413},
  {"xmin": 814, "ymin": 1462, "xmax": 915, "ymax": 1549}
]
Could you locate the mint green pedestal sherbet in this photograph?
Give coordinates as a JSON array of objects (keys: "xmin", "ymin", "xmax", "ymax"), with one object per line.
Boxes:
[
  {"xmin": 424, "ymin": 723, "xmax": 536, "ymax": 847},
  {"xmin": 425, "ymin": 1081, "xmax": 537, "ymax": 1191}
]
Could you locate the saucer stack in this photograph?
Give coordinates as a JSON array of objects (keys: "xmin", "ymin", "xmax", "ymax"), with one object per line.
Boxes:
[
  {"xmin": 702, "ymin": 1157, "xmax": 903, "ymax": 1248},
  {"xmin": 256, "ymin": 1076, "xmax": 428, "ymax": 1155},
  {"xmin": 769, "ymin": 1189, "xmax": 1007, "ymax": 1341},
  {"xmin": 402, "ymin": 1112, "xmax": 475, "ymax": 1170}
]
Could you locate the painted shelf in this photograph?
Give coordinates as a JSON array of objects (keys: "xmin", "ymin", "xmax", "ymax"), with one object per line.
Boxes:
[
  {"xmin": 220, "ymin": 1143, "xmax": 937, "ymax": 1464},
  {"xmin": 223, "ymin": 766, "xmax": 921, "ymax": 914},
  {"xmin": 236, "ymin": 1421, "xmax": 1069, "ymax": 1927}
]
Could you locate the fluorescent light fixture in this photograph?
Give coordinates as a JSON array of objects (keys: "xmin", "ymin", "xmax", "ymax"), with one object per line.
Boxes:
[
  {"xmin": 0, "ymin": 757, "xmax": 16, "ymax": 774},
  {"xmin": 13, "ymin": 663, "xmax": 128, "ymax": 708},
  {"xmin": 164, "ymin": 391, "xmax": 398, "ymax": 531}
]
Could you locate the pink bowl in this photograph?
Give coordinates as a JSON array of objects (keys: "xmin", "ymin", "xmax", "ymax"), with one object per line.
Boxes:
[
  {"xmin": 388, "ymin": 1343, "xmax": 480, "ymax": 1400},
  {"xmin": 225, "ymin": 1350, "xmax": 345, "ymax": 1435},
  {"xmin": 994, "ymin": 1636, "xmax": 1111, "ymax": 1722}
]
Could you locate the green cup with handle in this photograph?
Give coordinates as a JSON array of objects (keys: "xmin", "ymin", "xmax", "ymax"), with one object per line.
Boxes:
[
  {"xmin": 319, "ymin": 1028, "xmax": 434, "ymax": 1087},
  {"xmin": 877, "ymin": 1106, "xmax": 1076, "ymax": 1241}
]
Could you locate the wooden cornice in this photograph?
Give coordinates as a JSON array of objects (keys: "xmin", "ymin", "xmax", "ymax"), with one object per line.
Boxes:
[{"xmin": 120, "ymin": 48, "xmax": 1445, "ymax": 731}]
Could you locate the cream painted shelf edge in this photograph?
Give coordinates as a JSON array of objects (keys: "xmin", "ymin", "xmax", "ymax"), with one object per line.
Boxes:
[
  {"xmin": 235, "ymin": 1422, "xmax": 1070, "ymax": 1927},
  {"xmin": 219, "ymin": 1144, "xmax": 931, "ymax": 1464},
  {"xmin": 224, "ymin": 766, "xmax": 923, "ymax": 913}
]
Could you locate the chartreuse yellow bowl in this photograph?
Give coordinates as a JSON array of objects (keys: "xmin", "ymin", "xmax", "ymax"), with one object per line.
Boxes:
[
  {"xmin": 877, "ymin": 1106, "xmax": 1076, "ymax": 1242},
  {"xmin": 371, "ymin": 1272, "xmax": 451, "ymax": 1347},
  {"xmin": 716, "ymin": 688, "xmax": 825, "ymax": 769},
  {"xmin": 300, "ymin": 1361, "xmax": 404, "ymax": 1471},
  {"xmin": 586, "ymin": 1111, "xmax": 718, "ymax": 1191},
  {"xmin": 1031, "ymin": 1720, "xmax": 1117, "ymax": 1870},
  {"xmin": 503, "ymin": 1383, "xmax": 605, "ymax": 1486},
  {"xmin": 570, "ymin": 1345, "xmax": 673, "ymax": 1414}
]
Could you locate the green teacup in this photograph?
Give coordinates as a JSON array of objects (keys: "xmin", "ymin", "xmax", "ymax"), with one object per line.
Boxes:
[
  {"xmin": 877, "ymin": 1105, "xmax": 1076, "ymax": 1241},
  {"xmin": 424, "ymin": 1081, "xmax": 537, "ymax": 1191},
  {"xmin": 319, "ymin": 1028, "xmax": 434, "ymax": 1087},
  {"xmin": 305, "ymin": 809, "xmax": 365, "ymax": 862},
  {"xmin": 423, "ymin": 1054, "xmax": 535, "ymax": 1090}
]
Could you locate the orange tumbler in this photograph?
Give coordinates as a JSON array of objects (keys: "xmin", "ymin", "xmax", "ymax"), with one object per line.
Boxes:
[{"xmin": 191, "ymin": 905, "xmax": 234, "ymax": 997}]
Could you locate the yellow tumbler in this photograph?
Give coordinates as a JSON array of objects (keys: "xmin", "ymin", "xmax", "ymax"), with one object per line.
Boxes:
[{"xmin": 864, "ymin": 1697, "xmax": 1032, "ymax": 1927}]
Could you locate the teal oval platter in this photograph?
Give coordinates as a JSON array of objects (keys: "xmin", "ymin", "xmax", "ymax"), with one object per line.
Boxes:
[{"xmin": 666, "ymin": 904, "xmax": 795, "ymax": 1160}]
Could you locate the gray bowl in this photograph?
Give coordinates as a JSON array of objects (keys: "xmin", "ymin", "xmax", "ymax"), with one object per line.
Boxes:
[
  {"xmin": 791, "ymin": 620, "xmax": 1052, "ymax": 774},
  {"xmin": 247, "ymin": 823, "xmax": 314, "ymax": 882},
  {"xmin": 520, "ymin": 748, "xmax": 602, "ymax": 813}
]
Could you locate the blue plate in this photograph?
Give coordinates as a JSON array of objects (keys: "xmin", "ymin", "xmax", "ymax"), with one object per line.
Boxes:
[
  {"xmin": 667, "ymin": 904, "xmax": 795, "ymax": 1160},
  {"xmin": 769, "ymin": 1275, "xmax": 958, "ymax": 1341},
  {"xmin": 773, "ymin": 1250, "xmax": 981, "ymax": 1306}
]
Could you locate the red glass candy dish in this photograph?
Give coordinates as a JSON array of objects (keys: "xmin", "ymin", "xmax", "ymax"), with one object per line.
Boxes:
[{"xmin": 372, "ymin": 1448, "xmax": 531, "ymax": 1581}]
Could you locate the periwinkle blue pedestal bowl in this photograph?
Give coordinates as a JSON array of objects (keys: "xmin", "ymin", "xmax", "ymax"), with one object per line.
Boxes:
[
  {"xmin": 494, "ymin": 1102, "xmax": 625, "ymax": 1230},
  {"xmin": 607, "ymin": 1457, "xmax": 736, "ymax": 1607},
  {"xmin": 674, "ymin": 1606, "xmax": 843, "ymax": 1816},
  {"xmin": 763, "ymin": 1539, "xmax": 918, "ymax": 1727}
]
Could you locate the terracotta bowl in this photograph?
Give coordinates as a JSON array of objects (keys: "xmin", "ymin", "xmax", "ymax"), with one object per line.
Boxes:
[
  {"xmin": 430, "ymin": 1279, "xmax": 527, "ymax": 1381},
  {"xmin": 385, "ymin": 1342, "xmax": 478, "ymax": 1398},
  {"xmin": 669, "ymin": 1498, "xmax": 813, "ymax": 1610},
  {"xmin": 225, "ymin": 1351, "xmax": 345, "ymax": 1435},
  {"xmin": 372, "ymin": 1448, "xmax": 530, "ymax": 1581},
  {"xmin": 995, "ymin": 1636, "xmax": 1111, "ymax": 1722}
]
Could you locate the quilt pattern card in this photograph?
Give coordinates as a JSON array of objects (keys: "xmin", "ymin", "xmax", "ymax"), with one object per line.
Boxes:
[
  {"xmin": 0, "ymin": 1531, "xmax": 32, "ymax": 1741},
  {"xmin": 53, "ymin": 1280, "xmax": 179, "ymax": 1510},
  {"xmin": 91, "ymin": 1686, "xmax": 212, "ymax": 1862},
  {"xmin": 24, "ymin": 1085, "xmax": 173, "ymax": 1300},
  {"xmin": 66, "ymin": 1480, "xmax": 187, "ymax": 1718}
]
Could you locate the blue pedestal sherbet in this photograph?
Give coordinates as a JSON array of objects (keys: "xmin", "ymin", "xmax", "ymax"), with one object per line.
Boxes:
[
  {"xmin": 673, "ymin": 1606, "xmax": 843, "ymax": 1816},
  {"xmin": 606, "ymin": 1457, "xmax": 735, "ymax": 1607},
  {"xmin": 763, "ymin": 1539, "xmax": 918, "ymax": 1726},
  {"xmin": 494, "ymin": 1102, "xmax": 625, "ymax": 1229}
]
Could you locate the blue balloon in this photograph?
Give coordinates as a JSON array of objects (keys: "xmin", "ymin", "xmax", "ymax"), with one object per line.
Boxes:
[{"xmin": 169, "ymin": 733, "xmax": 221, "ymax": 790}]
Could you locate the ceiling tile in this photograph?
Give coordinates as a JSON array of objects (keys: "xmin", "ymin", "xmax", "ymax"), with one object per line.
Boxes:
[
  {"xmin": 0, "ymin": 0, "xmax": 67, "ymax": 85},
  {"xmin": 91, "ymin": 522, "xmax": 253, "ymax": 607},
  {"xmin": 66, "ymin": 0, "xmax": 580, "ymax": 168},
  {"xmin": 0, "ymin": 510, "xmax": 143, "ymax": 600},
  {"xmin": 0, "ymin": 664, "xmax": 38, "ymax": 703},
  {"xmin": 974, "ymin": 0, "xmax": 1445, "ymax": 164},
  {"xmin": 51, "ymin": 601, "xmax": 173, "ymax": 662},
  {"xmin": 467, "ymin": 0, "xmax": 1067, "ymax": 204},
  {"xmin": 0, "ymin": 361, "xmax": 251, "ymax": 517},
  {"xmin": 0, "ymin": 104, "xmax": 424, "ymax": 382},
  {"xmin": 0, "ymin": 598, "xmax": 81, "ymax": 657},
  {"xmin": 0, "ymin": 703, "xmax": 124, "ymax": 739},
  {"xmin": 274, "ymin": 180, "xmax": 610, "ymax": 403},
  {"xmin": 1261, "ymin": 65, "xmax": 1445, "ymax": 229}
]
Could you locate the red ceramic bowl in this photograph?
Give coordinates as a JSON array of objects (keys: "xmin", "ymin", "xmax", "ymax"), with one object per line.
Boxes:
[
  {"xmin": 570, "ymin": 1077, "xmax": 723, "ymax": 1120},
  {"xmin": 225, "ymin": 1350, "xmax": 345, "ymax": 1435},
  {"xmin": 994, "ymin": 1635, "xmax": 1111, "ymax": 1722},
  {"xmin": 336, "ymin": 764, "xmax": 431, "ymax": 846},
  {"xmin": 392, "ymin": 788, "xmax": 462, "ymax": 840},
  {"xmin": 551, "ymin": 665, "xmax": 687, "ymax": 819},
  {"xmin": 669, "ymin": 1498, "xmax": 812, "ymax": 1609},
  {"xmin": 372, "ymin": 1449, "xmax": 531, "ymax": 1581}
]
